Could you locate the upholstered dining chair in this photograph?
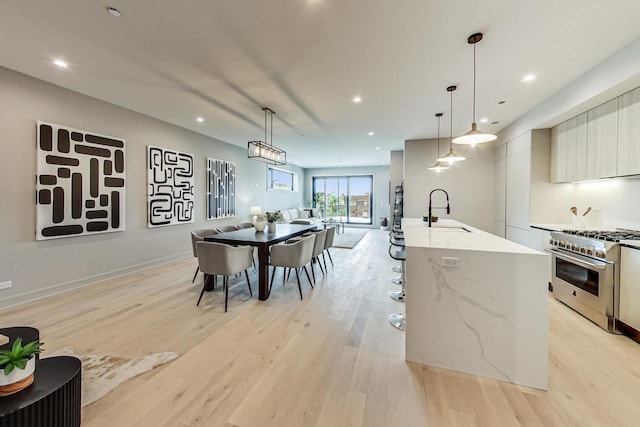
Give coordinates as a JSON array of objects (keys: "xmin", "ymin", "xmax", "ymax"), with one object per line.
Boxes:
[
  {"xmin": 269, "ymin": 234, "xmax": 315, "ymax": 300},
  {"xmin": 321, "ymin": 226, "xmax": 336, "ymax": 271},
  {"xmin": 191, "ymin": 229, "xmax": 219, "ymax": 283},
  {"xmin": 195, "ymin": 242, "xmax": 253, "ymax": 312},
  {"xmin": 236, "ymin": 222, "xmax": 255, "ymax": 229},
  {"xmin": 217, "ymin": 225, "xmax": 239, "ymax": 233},
  {"xmin": 289, "ymin": 219, "xmax": 312, "ymax": 225},
  {"xmin": 308, "ymin": 229, "xmax": 327, "ymax": 284}
]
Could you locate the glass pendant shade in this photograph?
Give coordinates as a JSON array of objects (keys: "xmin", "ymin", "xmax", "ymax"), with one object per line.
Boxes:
[
  {"xmin": 247, "ymin": 107, "xmax": 286, "ymax": 165},
  {"xmin": 453, "ymin": 33, "xmax": 496, "ymax": 146},
  {"xmin": 437, "ymin": 150, "xmax": 466, "ymax": 164},
  {"xmin": 429, "ymin": 112, "xmax": 450, "ymax": 172}
]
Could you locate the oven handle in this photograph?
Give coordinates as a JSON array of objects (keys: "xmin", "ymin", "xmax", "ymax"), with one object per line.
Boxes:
[{"xmin": 545, "ymin": 248, "xmax": 611, "ymax": 270}]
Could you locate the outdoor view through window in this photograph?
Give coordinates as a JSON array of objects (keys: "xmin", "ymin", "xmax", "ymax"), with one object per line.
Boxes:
[{"xmin": 312, "ymin": 176, "xmax": 372, "ymax": 224}]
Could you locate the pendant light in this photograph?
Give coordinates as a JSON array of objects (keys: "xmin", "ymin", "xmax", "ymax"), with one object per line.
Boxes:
[
  {"xmin": 453, "ymin": 33, "xmax": 496, "ymax": 146},
  {"xmin": 247, "ymin": 107, "xmax": 286, "ymax": 165},
  {"xmin": 438, "ymin": 86, "xmax": 466, "ymax": 164},
  {"xmin": 428, "ymin": 113, "xmax": 449, "ymax": 172}
]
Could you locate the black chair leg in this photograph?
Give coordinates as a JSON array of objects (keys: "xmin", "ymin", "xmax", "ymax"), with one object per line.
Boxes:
[
  {"xmin": 269, "ymin": 266, "xmax": 277, "ymax": 294},
  {"xmin": 303, "ymin": 265, "xmax": 313, "ymax": 288},
  {"xmin": 310, "ymin": 261, "xmax": 316, "ymax": 285},
  {"xmin": 294, "ymin": 268, "xmax": 303, "ymax": 300},
  {"xmin": 327, "ymin": 249, "xmax": 334, "ymax": 266},
  {"xmin": 317, "ymin": 256, "xmax": 325, "ymax": 275},
  {"xmin": 224, "ymin": 276, "xmax": 229, "ymax": 313},
  {"xmin": 322, "ymin": 252, "xmax": 328, "ymax": 271},
  {"xmin": 245, "ymin": 269, "xmax": 253, "ymax": 297},
  {"xmin": 197, "ymin": 275, "xmax": 209, "ymax": 306},
  {"xmin": 192, "ymin": 265, "xmax": 200, "ymax": 283}
]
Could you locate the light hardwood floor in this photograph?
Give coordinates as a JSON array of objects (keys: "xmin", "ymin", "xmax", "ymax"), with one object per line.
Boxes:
[{"xmin": 2, "ymin": 229, "xmax": 640, "ymax": 426}]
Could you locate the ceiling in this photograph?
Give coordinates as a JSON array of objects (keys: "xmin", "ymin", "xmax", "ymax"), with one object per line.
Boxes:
[{"xmin": 3, "ymin": 0, "xmax": 640, "ymax": 168}]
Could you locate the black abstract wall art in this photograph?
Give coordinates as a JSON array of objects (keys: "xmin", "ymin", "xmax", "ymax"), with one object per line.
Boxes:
[
  {"xmin": 147, "ymin": 145, "xmax": 194, "ymax": 227},
  {"xmin": 36, "ymin": 121, "xmax": 126, "ymax": 240},
  {"xmin": 207, "ymin": 158, "xmax": 235, "ymax": 219}
]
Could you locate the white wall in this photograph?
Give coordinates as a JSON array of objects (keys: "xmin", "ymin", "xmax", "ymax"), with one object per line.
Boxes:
[
  {"xmin": 0, "ymin": 66, "xmax": 304, "ymax": 308},
  {"xmin": 573, "ymin": 178, "xmax": 640, "ymax": 230},
  {"xmin": 302, "ymin": 166, "xmax": 390, "ymax": 227},
  {"xmin": 403, "ymin": 138, "xmax": 495, "ymax": 232}
]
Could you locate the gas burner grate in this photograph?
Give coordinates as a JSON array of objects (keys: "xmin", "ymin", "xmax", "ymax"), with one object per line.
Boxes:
[{"xmin": 562, "ymin": 229, "xmax": 640, "ymax": 242}]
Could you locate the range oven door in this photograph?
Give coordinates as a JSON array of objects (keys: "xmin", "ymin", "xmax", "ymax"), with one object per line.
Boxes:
[{"xmin": 547, "ymin": 248, "xmax": 616, "ymax": 332}]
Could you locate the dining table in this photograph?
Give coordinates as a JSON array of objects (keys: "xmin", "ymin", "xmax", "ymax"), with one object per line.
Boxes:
[{"xmin": 205, "ymin": 223, "xmax": 318, "ymax": 301}]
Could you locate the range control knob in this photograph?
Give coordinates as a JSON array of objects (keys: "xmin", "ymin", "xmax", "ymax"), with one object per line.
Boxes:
[
  {"xmin": 595, "ymin": 250, "xmax": 606, "ymax": 258},
  {"xmin": 586, "ymin": 247, "xmax": 595, "ymax": 256},
  {"xmin": 559, "ymin": 241, "xmax": 566, "ymax": 248},
  {"xmin": 571, "ymin": 244, "xmax": 580, "ymax": 251},
  {"xmin": 580, "ymin": 246, "xmax": 587, "ymax": 254}
]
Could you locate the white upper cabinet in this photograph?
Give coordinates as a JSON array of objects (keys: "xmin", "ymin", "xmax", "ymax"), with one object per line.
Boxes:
[
  {"xmin": 618, "ymin": 87, "xmax": 640, "ymax": 176},
  {"xmin": 587, "ymin": 98, "xmax": 618, "ymax": 179},
  {"xmin": 551, "ymin": 113, "xmax": 587, "ymax": 183}
]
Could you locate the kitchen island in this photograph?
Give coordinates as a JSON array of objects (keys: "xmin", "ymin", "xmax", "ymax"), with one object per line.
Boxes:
[{"xmin": 403, "ymin": 218, "xmax": 549, "ymax": 390}]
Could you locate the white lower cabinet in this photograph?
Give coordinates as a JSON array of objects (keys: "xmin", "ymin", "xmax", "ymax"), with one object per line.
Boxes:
[{"xmin": 619, "ymin": 247, "xmax": 640, "ymax": 330}]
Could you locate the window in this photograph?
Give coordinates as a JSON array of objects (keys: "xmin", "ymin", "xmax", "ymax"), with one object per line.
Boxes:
[
  {"xmin": 312, "ymin": 175, "xmax": 373, "ymax": 224},
  {"xmin": 268, "ymin": 167, "xmax": 296, "ymax": 191}
]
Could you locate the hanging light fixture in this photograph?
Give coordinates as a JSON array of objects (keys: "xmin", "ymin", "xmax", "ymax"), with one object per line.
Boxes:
[
  {"xmin": 428, "ymin": 113, "xmax": 449, "ymax": 172},
  {"xmin": 438, "ymin": 86, "xmax": 466, "ymax": 164},
  {"xmin": 453, "ymin": 32, "xmax": 496, "ymax": 146},
  {"xmin": 247, "ymin": 107, "xmax": 286, "ymax": 165}
]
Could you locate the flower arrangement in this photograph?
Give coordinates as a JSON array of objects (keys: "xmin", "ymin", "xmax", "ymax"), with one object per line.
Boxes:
[{"xmin": 265, "ymin": 210, "xmax": 282, "ymax": 223}]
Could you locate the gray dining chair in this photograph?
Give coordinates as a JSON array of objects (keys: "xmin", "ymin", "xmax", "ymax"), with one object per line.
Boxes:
[
  {"xmin": 191, "ymin": 229, "xmax": 219, "ymax": 283},
  {"xmin": 217, "ymin": 225, "xmax": 239, "ymax": 233},
  {"xmin": 308, "ymin": 229, "xmax": 327, "ymax": 284},
  {"xmin": 236, "ymin": 222, "xmax": 255, "ymax": 229},
  {"xmin": 322, "ymin": 226, "xmax": 336, "ymax": 271},
  {"xmin": 269, "ymin": 234, "xmax": 316, "ymax": 300},
  {"xmin": 196, "ymin": 241, "xmax": 254, "ymax": 312}
]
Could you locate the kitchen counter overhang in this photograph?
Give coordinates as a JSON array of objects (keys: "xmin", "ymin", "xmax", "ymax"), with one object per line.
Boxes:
[{"xmin": 402, "ymin": 218, "xmax": 549, "ymax": 390}]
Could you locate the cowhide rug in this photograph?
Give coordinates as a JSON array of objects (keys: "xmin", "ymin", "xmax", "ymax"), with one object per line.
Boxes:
[{"xmin": 48, "ymin": 347, "xmax": 179, "ymax": 407}]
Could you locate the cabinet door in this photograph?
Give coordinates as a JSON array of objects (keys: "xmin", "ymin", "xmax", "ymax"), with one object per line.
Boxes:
[
  {"xmin": 550, "ymin": 123, "xmax": 567, "ymax": 183},
  {"xmin": 587, "ymin": 98, "xmax": 618, "ymax": 179},
  {"xmin": 495, "ymin": 155, "xmax": 506, "ymax": 222},
  {"xmin": 565, "ymin": 113, "xmax": 588, "ymax": 182},
  {"xmin": 618, "ymin": 87, "xmax": 640, "ymax": 176},
  {"xmin": 506, "ymin": 225, "xmax": 530, "ymax": 247},
  {"xmin": 620, "ymin": 247, "xmax": 640, "ymax": 330},
  {"xmin": 506, "ymin": 137, "xmax": 531, "ymax": 229}
]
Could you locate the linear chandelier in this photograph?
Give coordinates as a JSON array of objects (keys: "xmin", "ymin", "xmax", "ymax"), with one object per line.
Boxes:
[
  {"xmin": 428, "ymin": 113, "xmax": 449, "ymax": 172},
  {"xmin": 453, "ymin": 32, "xmax": 496, "ymax": 146},
  {"xmin": 247, "ymin": 107, "xmax": 286, "ymax": 165}
]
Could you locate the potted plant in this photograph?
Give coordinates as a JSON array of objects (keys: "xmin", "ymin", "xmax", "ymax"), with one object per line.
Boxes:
[
  {"xmin": 0, "ymin": 337, "xmax": 43, "ymax": 396},
  {"xmin": 265, "ymin": 210, "xmax": 282, "ymax": 233}
]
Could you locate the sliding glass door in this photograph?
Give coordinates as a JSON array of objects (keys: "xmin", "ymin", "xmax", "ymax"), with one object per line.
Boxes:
[{"xmin": 312, "ymin": 175, "xmax": 372, "ymax": 224}]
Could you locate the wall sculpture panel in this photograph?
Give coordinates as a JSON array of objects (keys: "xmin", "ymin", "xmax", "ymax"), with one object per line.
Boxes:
[
  {"xmin": 207, "ymin": 158, "xmax": 235, "ymax": 219},
  {"xmin": 147, "ymin": 145, "xmax": 194, "ymax": 227},
  {"xmin": 36, "ymin": 121, "xmax": 126, "ymax": 240}
]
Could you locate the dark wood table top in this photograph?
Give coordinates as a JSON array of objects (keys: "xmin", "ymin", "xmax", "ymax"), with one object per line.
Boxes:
[{"xmin": 205, "ymin": 223, "xmax": 318, "ymax": 246}]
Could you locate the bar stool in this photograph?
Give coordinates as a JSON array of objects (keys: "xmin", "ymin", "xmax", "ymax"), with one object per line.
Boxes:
[
  {"xmin": 389, "ymin": 234, "xmax": 405, "ymax": 285},
  {"xmin": 388, "ymin": 235, "xmax": 406, "ymax": 331},
  {"xmin": 390, "ymin": 229, "xmax": 404, "ymax": 273}
]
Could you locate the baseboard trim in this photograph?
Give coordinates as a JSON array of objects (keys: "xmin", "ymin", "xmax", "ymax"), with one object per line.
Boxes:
[{"xmin": 0, "ymin": 252, "xmax": 191, "ymax": 310}]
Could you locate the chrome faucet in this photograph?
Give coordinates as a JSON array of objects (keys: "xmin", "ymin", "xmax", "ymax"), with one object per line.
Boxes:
[{"xmin": 428, "ymin": 189, "xmax": 450, "ymax": 227}]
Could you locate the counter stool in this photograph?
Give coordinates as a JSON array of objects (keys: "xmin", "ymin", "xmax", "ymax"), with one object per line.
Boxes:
[
  {"xmin": 390, "ymin": 229, "xmax": 404, "ymax": 273},
  {"xmin": 388, "ymin": 243, "xmax": 406, "ymax": 302},
  {"xmin": 390, "ymin": 235, "xmax": 405, "ymax": 285},
  {"xmin": 388, "ymin": 313, "xmax": 406, "ymax": 331}
]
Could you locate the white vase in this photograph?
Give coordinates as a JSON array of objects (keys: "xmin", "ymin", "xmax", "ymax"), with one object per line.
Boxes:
[
  {"xmin": 268, "ymin": 222, "xmax": 276, "ymax": 233},
  {"xmin": 255, "ymin": 219, "xmax": 265, "ymax": 232}
]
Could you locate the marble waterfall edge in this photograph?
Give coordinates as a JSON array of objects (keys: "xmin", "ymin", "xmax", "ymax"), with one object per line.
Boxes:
[{"xmin": 405, "ymin": 246, "xmax": 548, "ymax": 390}]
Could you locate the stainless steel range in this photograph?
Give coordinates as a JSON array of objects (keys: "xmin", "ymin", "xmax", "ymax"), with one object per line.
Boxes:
[{"xmin": 548, "ymin": 229, "xmax": 640, "ymax": 332}]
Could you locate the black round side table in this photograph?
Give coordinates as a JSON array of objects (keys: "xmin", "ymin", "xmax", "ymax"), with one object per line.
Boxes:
[{"xmin": 0, "ymin": 356, "xmax": 81, "ymax": 427}]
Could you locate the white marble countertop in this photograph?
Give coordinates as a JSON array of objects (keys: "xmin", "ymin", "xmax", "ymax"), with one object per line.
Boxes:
[{"xmin": 402, "ymin": 218, "xmax": 543, "ymax": 255}]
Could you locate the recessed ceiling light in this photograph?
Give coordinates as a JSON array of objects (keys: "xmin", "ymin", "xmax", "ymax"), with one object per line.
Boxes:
[
  {"xmin": 522, "ymin": 74, "xmax": 536, "ymax": 82},
  {"xmin": 53, "ymin": 59, "xmax": 68, "ymax": 68},
  {"xmin": 368, "ymin": 131, "xmax": 375, "ymax": 136},
  {"xmin": 480, "ymin": 118, "xmax": 488, "ymax": 124},
  {"xmin": 107, "ymin": 6, "xmax": 123, "ymax": 17},
  {"xmin": 352, "ymin": 96, "xmax": 362, "ymax": 103},
  {"xmin": 492, "ymin": 121, "xmax": 499, "ymax": 125},
  {"xmin": 498, "ymin": 100, "xmax": 506, "ymax": 105},
  {"xmin": 375, "ymin": 147, "xmax": 381, "ymax": 150},
  {"xmin": 196, "ymin": 117, "xmax": 204, "ymax": 122}
]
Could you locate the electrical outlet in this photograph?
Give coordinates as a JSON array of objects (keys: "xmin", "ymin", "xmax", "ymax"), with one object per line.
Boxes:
[
  {"xmin": 0, "ymin": 281, "xmax": 12, "ymax": 290},
  {"xmin": 441, "ymin": 257, "xmax": 459, "ymax": 268}
]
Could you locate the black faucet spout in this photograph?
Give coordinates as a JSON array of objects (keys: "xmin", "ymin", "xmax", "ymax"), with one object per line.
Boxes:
[{"xmin": 428, "ymin": 189, "xmax": 450, "ymax": 227}]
